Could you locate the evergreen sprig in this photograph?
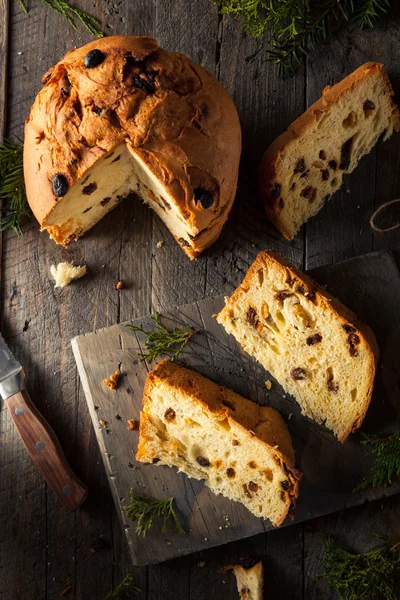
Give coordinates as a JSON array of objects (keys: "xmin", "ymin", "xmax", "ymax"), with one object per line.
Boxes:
[
  {"xmin": 354, "ymin": 432, "xmax": 400, "ymax": 492},
  {"xmin": 124, "ymin": 489, "xmax": 185, "ymax": 537},
  {"xmin": 104, "ymin": 573, "xmax": 140, "ymax": 600},
  {"xmin": 212, "ymin": 0, "xmax": 391, "ymax": 75},
  {"xmin": 18, "ymin": 0, "xmax": 104, "ymax": 38},
  {"xmin": 0, "ymin": 139, "xmax": 31, "ymax": 234},
  {"xmin": 320, "ymin": 536, "xmax": 400, "ymax": 600},
  {"xmin": 125, "ymin": 313, "xmax": 198, "ymax": 363}
]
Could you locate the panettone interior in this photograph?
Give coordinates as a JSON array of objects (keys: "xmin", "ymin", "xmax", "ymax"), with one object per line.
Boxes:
[
  {"xmin": 216, "ymin": 253, "xmax": 377, "ymax": 441},
  {"xmin": 43, "ymin": 143, "xmax": 199, "ymax": 254}
]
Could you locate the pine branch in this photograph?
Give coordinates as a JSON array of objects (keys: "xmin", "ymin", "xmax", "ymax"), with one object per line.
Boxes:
[
  {"xmin": 124, "ymin": 489, "xmax": 185, "ymax": 537},
  {"xmin": 353, "ymin": 432, "xmax": 400, "ymax": 492},
  {"xmin": 0, "ymin": 139, "xmax": 31, "ymax": 234},
  {"xmin": 212, "ymin": 0, "xmax": 391, "ymax": 76},
  {"xmin": 18, "ymin": 0, "xmax": 104, "ymax": 38},
  {"xmin": 104, "ymin": 573, "xmax": 140, "ymax": 600},
  {"xmin": 125, "ymin": 313, "xmax": 198, "ymax": 363},
  {"xmin": 320, "ymin": 536, "xmax": 400, "ymax": 600}
]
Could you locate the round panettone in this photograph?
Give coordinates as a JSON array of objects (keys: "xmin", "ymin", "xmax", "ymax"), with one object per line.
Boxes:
[{"xmin": 24, "ymin": 36, "xmax": 241, "ymax": 259}]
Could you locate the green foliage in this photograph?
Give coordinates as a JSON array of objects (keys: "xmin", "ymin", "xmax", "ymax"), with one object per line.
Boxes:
[
  {"xmin": 125, "ymin": 313, "xmax": 198, "ymax": 363},
  {"xmin": 104, "ymin": 573, "xmax": 140, "ymax": 600},
  {"xmin": 18, "ymin": 0, "xmax": 104, "ymax": 37},
  {"xmin": 354, "ymin": 432, "xmax": 400, "ymax": 492},
  {"xmin": 320, "ymin": 536, "xmax": 400, "ymax": 600},
  {"xmin": 124, "ymin": 489, "xmax": 185, "ymax": 537},
  {"xmin": 212, "ymin": 0, "xmax": 391, "ymax": 75},
  {"xmin": 0, "ymin": 139, "xmax": 31, "ymax": 234}
]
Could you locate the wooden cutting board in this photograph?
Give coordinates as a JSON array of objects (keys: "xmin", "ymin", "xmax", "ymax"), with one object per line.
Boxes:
[{"xmin": 71, "ymin": 250, "xmax": 400, "ymax": 566}]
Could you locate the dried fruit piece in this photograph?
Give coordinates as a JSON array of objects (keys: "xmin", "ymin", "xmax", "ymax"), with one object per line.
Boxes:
[
  {"xmin": 246, "ymin": 307, "xmax": 259, "ymax": 328},
  {"xmin": 100, "ymin": 197, "xmax": 111, "ymax": 206},
  {"xmin": 196, "ymin": 456, "xmax": 211, "ymax": 467},
  {"xmin": 243, "ymin": 483, "xmax": 252, "ymax": 498},
  {"xmin": 232, "ymin": 439, "xmax": 239, "ymax": 446},
  {"xmin": 321, "ymin": 169, "xmax": 329, "ymax": 181},
  {"xmin": 164, "ymin": 407, "xmax": 176, "ymax": 421},
  {"xmin": 82, "ymin": 182, "xmax": 97, "ymax": 195},
  {"xmin": 363, "ymin": 99, "xmax": 376, "ymax": 112},
  {"xmin": 52, "ymin": 174, "xmax": 68, "ymax": 197},
  {"xmin": 294, "ymin": 158, "xmax": 306, "ymax": 173},
  {"xmin": 226, "ymin": 468, "xmax": 235, "ymax": 478},
  {"xmin": 84, "ymin": 49, "xmax": 105, "ymax": 68},
  {"xmin": 319, "ymin": 150, "xmax": 327, "ymax": 160},
  {"xmin": 103, "ymin": 369, "xmax": 121, "ymax": 390},
  {"xmin": 327, "ymin": 377, "xmax": 339, "ymax": 393},
  {"xmin": 343, "ymin": 324, "xmax": 357, "ymax": 333},
  {"xmin": 300, "ymin": 185, "xmax": 317, "ymax": 202},
  {"xmin": 307, "ymin": 333, "xmax": 322, "ymax": 345},
  {"xmin": 275, "ymin": 290, "xmax": 292, "ymax": 302},
  {"xmin": 281, "ymin": 480, "xmax": 289, "ymax": 490},
  {"xmin": 248, "ymin": 481, "xmax": 259, "ymax": 492},
  {"xmin": 291, "ymin": 367, "xmax": 306, "ymax": 381},
  {"xmin": 328, "ymin": 160, "xmax": 337, "ymax": 169}
]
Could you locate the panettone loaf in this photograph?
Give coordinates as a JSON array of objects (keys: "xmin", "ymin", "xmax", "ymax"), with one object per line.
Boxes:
[
  {"xmin": 136, "ymin": 360, "xmax": 301, "ymax": 527},
  {"xmin": 222, "ymin": 559, "xmax": 264, "ymax": 600},
  {"xmin": 215, "ymin": 251, "xmax": 379, "ymax": 442},
  {"xmin": 24, "ymin": 36, "xmax": 241, "ymax": 259},
  {"xmin": 259, "ymin": 63, "xmax": 400, "ymax": 239}
]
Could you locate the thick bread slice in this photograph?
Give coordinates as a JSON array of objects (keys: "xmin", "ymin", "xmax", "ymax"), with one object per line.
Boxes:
[
  {"xmin": 259, "ymin": 62, "xmax": 400, "ymax": 239},
  {"xmin": 215, "ymin": 251, "xmax": 379, "ymax": 442},
  {"xmin": 136, "ymin": 359, "xmax": 301, "ymax": 527},
  {"xmin": 222, "ymin": 560, "xmax": 264, "ymax": 600}
]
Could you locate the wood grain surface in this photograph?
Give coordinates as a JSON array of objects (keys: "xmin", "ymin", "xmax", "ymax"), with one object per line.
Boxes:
[
  {"xmin": 0, "ymin": 0, "xmax": 400, "ymax": 598},
  {"xmin": 71, "ymin": 250, "xmax": 400, "ymax": 566}
]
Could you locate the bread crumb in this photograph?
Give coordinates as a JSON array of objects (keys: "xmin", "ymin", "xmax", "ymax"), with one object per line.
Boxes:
[
  {"xmin": 99, "ymin": 420, "xmax": 107, "ymax": 428},
  {"xmin": 157, "ymin": 240, "xmax": 164, "ymax": 248},
  {"xmin": 50, "ymin": 262, "xmax": 87, "ymax": 288},
  {"xmin": 265, "ymin": 379, "xmax": 272, "ymax": 390},
  {"xmin": 103, "ymin": 369, "xmax": 121, "ymax": 390},
  {"xmin": 115, "ymin": 280, "xmax": 124, "ymax": 290},
  {"xmin": 127, "ymin": 419, "xmax": 138, "ymax": 431},
  {"xmin": 197, "ymin": 561, "xmax": 205, "ymax": 568}
]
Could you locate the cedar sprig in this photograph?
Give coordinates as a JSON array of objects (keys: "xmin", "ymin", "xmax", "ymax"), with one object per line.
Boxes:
[
  {"xmin": 320, "ymin": 536, "xmax": 400, "ymax": 600},
  {"xmin": 125, "ymin": 313, "xmax": 198, "ymax": 363},
  {"xmin": 18, "ymin": 0, "xmax": 104, "ymax": 38},
  {"xmin": 353, "ymin": 432, "xmax": 400, "ymax": 492},
  {"xmin": 124, "ymin": 489, "xmax": 185, "ymax": 537},
  {"xmin": 212, "ymin": 0, "xmax": 391, "ymax": 76},
  {"xmin": 0, "ymin": 139, "xmax": 31, "ymax": 234},
  {"xmin": 104, "ymin": 573, "xmax": 140, "ymax": 600}
]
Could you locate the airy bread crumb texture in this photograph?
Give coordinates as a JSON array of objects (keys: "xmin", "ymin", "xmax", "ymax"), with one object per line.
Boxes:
[
  {"xmin": 223, "ymin": 560, "xmax": 264, "ymax": 600},
  {"xmin": 136, "ymin": 360, "xmax": 301, "ymax": 527},
  {"xmin": 216, "ymin": 251, "xmax": 379, "ymax": 442},
  {"xmin": 50, "ymin": 262, "xmax": 87, "ymax": 288},
  {"xmin": 260, "ymin": 62, "xmax": 400, "ymax": 239}
]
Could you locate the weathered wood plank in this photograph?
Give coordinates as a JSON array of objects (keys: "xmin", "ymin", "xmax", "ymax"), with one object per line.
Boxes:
[{"xmin": 72, "ymin": 250, "xmax": 400, "ymax": 570}]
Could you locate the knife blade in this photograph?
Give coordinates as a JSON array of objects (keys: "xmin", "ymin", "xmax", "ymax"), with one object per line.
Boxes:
[{"xmin": 0, "ymin": 332, "xmax": 88, "ymax": 511}]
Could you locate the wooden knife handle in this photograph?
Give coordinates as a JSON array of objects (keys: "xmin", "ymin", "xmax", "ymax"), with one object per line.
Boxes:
[{"xmin": 6, "ymin": 389, "xmax": 88, "ymax": 511}]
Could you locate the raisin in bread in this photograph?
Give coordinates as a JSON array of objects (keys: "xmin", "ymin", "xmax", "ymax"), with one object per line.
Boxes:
[
  {"xmin": 136, "ymin": 360, "xmax": 301, "ymax": 527},
  {"xmin": 215, "ymin": 251, "xmax": 379, "ymax": 442},
  {"xmin": 259, "ymin": 63, "xmax": 400, "ymax": 239},
  {"xmin": 222, "ymin": 559, "xmax": 264, "ymax": 600},
  {"xmin": 24, "ymin": 36, "xmax": 241, "ymax": 259}
]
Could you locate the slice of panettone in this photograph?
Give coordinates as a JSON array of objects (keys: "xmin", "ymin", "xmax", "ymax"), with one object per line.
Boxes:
[
  {"xmin": 24, "ymin": 36, "xmax": 241, "ymax": 259},
  {"xmin": 136, "ymin": 360, "xmax": 301, "ymax": 527}
]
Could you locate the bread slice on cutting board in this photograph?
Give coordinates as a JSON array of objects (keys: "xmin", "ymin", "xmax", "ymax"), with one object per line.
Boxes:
[
  {"xmin": 215, "ymin": 251, "xmax": 379, "ymax": 442},
  {"xmin": 136, "ymin": 359, "xmax": 301, "ymax": 527},
  {"xmin": 222, "ymin": 559, "xmax": 264, "ymax": 600},
  {"xmin": 24, "ymin": 36, "xmax": 241, "ymax": 259},
  {"xmin": 259, "ymin": 62, "xmax": 400, "ymax": 239}
]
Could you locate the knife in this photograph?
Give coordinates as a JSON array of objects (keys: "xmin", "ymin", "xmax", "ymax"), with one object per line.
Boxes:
[{"xmin": 0, "ymin": 332, "xmax": 88, "ymax": 511}]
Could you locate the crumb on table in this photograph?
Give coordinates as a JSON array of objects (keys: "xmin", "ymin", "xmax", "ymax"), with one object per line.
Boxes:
[
  {"xmin": 115, "ymin": 280, "xmax": 124, "ymax": 290},
  {"xmin": 127, "ymin": 419, "xmax": 138, "ymax": 431},
  {"xmin": 103, "ymin": 369, "xmax": 121, "ymax": 390},
  {"xmin": 265, "ymin": 379, "xmax": 272, "ymax": 390}
]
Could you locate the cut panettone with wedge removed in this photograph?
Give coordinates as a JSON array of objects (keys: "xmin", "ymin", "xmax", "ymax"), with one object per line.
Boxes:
[
  {"xmin": 136, "ymin": 359, "xmax": 301, "ymax": 527},
  {"xmin": 215, "ymin": 251, "xmax": 379, "ymax": 442},
  {"xmin": 24, "ymin": 36, "xmax": 241, "ymax": 259}
]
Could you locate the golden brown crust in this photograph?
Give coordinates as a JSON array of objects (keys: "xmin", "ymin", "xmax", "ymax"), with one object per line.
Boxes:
[
  {"xmin": 259, "ymin": 62, "xmax": 400, "ymax": 239},
  {"xmin": 137, "ymin": 359, "xmax": 301, "ymax": 525},
  {"xmin": 218, "ymin": 251, "xmax": 379, "ymax": 442},
  {"xmin": 24, "ymin": 36, "xmax": 241, "ymax": 256}
]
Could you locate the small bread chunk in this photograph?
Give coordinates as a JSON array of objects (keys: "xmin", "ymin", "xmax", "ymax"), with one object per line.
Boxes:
[
  {"xmin": 260, "ymin": 62, "xmax": 400, "ymax": 239},
  {"xmin": 136, "ymin": 360, "xmax": 301, "ymax": 527},
  {"xmin": 222, "ymin": 559, "xmax": 264, "ymax": 600},
  {"xmin": 215, "ymin": 251, "xmax": 379, "ymax": 442},
  {"xmin": 50, "ymin": 262, "xmax": 87, "ymax": 288}
]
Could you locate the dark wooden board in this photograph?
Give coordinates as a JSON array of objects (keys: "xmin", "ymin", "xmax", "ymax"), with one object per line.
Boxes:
[{"xmin": 72, "ymin": 250, "xmax": 400, "ymax": 566}]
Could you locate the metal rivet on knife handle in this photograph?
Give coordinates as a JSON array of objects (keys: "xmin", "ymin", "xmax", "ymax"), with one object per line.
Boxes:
[
  {"xmin": 15, "ymin": 406, "xmax": 24, "ymax": 416},
  {"xmin": 63, "ymin": 485, "xmax": 73, "ymax": 496},
  {"xmin": 36, "ymin": 441, "xmax": 45, "ymax": 451}
]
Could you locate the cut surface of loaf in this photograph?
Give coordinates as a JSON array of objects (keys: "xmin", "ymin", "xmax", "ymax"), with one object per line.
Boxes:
[
  {"xmin": 136, "ymin": 359, "xmax": 301, "ymax": 527},
  {"xmin": 24, "ymin": 36, "xmax": 241, "ymax": 259},
  {"xmin": 259, "ymin": 62, "xmax": 400, "ymax": 239},
  {"xmin": 215, "ymin": 251, "xmax": 379, "ymax": 442},
  {"xmin": 222, "ymin": 559, "xmax": 264, "ymax": 600}
]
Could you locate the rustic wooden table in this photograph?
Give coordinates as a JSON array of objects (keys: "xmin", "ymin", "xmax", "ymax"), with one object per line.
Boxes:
[{"xmin": 1, "ymin": 1, "xmax": 400, "ymax": 599}]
